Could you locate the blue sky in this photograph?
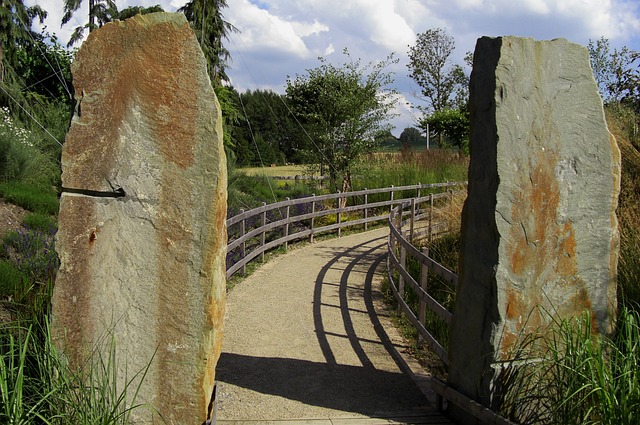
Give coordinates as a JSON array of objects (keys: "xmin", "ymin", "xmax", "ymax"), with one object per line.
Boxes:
[{"xmin": 29, "ymin": 0, "xmax": 640, "ymax": 135}]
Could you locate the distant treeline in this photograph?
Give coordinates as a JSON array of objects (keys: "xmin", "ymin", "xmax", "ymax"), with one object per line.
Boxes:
[{"xmin": 227, "ymin": 88, "xmax": 428, "ymax": 167}]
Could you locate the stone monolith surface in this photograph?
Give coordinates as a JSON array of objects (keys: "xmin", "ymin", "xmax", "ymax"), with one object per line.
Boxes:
[
  {"xmin": 52, "ymin": 13, "xmax": 227, "ymax": 424},
  {"xmin": 448, "ymin": 36, "xmax": 620, "ymax": 422}
]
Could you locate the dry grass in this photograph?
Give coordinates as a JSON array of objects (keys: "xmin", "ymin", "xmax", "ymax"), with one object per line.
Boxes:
[{"xmin": 237, "ymin": 165, "xmax": 313, "ymax": 177}]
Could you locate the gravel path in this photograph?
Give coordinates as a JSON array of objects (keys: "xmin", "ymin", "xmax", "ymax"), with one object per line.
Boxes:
[{"xmin": 216, "ymin": 228, "xmax": 440, "ymax": 421}]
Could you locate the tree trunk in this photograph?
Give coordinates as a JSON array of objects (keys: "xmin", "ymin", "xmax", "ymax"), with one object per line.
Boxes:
[
  {"xmin": 89, "ymin": 0, "xmax": 95, "ymax": 32},
  {"xmin": 340, "ymin": 172, "xmax": 351, "ymax": 209}
]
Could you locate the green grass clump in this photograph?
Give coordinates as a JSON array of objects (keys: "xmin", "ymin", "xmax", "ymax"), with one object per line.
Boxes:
[
  {"xmin": 0, "ymin": 319, "xmax": 152, "ymax": 424},
  {"xmin": 499, "ymin": 308, "xmax": 640, "ymax": 425},
  {"xmin": 0, "ymin": 260, "xmax": 23, "ymax": 298},
  {"xmin": 22, "ymin": 213, "xmax": 57, "ymax": 233},
  {"xmin": 0, "ymin": 182, "xmax": 58, "ymax": 216}
]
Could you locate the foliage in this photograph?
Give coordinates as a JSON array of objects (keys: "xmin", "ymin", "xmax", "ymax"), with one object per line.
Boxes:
[
  {"xmin": 424, "ymin": 108, "xmax": 469, "ymax": 152},
  {"xmin": 2, "ymin": 227, "xmax": 58, "ymax": 284},
  {"xmin": 215, "ymin": 84, "xmax": 242, "ymax": 151},
  {"xmin": 0, "ymin": 320, "xmax": 153, "ymax": 424},
  {"xmin": 0, "ymin": 0, "xmax": 46, "ymax": 82},
  {"xmin": 0, "ymin": 108, "xmax": 61, "ymax": 188},
  {"xmin": 113, "ymin": 4, "xmax": 164, "ymax": 20},
  {"xmin": 588, "ymin": 37, "xmax": 639, "ymax": 112},
  {"xmin": 499, "ymin": 309, "xmax": 640, "ymax": 425},
  {"xmin": 399, "ymin": 127, "xmax": 426, "ymax": 149},
  {"xmin": 355, "ymin": 150, "xmax": 468, "ymax": 192},
  {"xmin": 62, "ymin": 0, "xmax": 117, "ymax": 46},
  {"xmin": 0, "ymin": 182, "xmax": 58, "ymax": 215},
  {"xmin": 606, "ymin": 104, "xmax": 640, "ymax": 308},
  {"xmin": 231, "ymin": 89, "xmax": 305, "ymax": 166},
  {"xmin": 179, "ymin": 0, "xmax": 237, "ymax": 85},
  {"xmin": 407, "ymin": 28, "xmax": 468, "ymax": 113},
  {"xmin": 0, "ymin": 259, "xmax": 22, "ymax": 297},
  {"xmin": 286, "ymin": 49, "xmax": 398, "ymax": 194}
]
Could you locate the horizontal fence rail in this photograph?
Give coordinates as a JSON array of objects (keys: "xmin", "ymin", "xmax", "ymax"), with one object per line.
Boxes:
[
  {"xmin": 225, "ymin": 182, "xmax": 464, "ymax": 279},
  {"xmin": 386, "ymin": 196, "xmax": 459, "ymax": 366},
  {"xmin": 224, "ymin": 180, "xmax": 517, "ymax": 425}
]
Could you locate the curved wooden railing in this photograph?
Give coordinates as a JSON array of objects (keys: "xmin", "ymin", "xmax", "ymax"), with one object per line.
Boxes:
[
  {"xmin": 387, "ymin": 193, "xmax": 517, "ymax": 425},
  {"xmin": 387, "ymin": 194, "xmax": 458, "ymax": 365},
  {"xmin": 225, "ymin": 182, "xmax": 463, "ymax": 279}
]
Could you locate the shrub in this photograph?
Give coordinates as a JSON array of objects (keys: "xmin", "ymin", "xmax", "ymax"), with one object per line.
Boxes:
[
  {"xmin": 0, "ymin": 107, "xmax": 60, "ymax": 188},
  {"xmin": 1, "ymin": 228, "xmax": 58, "ymax": 284}
]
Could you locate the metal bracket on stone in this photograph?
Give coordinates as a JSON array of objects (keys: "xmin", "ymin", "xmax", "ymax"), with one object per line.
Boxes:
[{"xmin": 61, "ymin": 187, "xmax": 126, "ymax": 198}]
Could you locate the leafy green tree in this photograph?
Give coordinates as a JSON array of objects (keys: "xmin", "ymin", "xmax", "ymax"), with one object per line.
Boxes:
[
  {"xmin": 424, "ymin": 108, "xmax": 469, "ymax": 152},
  {"xmin": 407, "ymin": 28, "xmax": 466, "ymax": 113},
  {"xmin": 0, "ymin": 0, "xmax": 46, "ymax": 84},
  {"xmin": 286, "ymin": 49, "xmax": 398, "ymax": 193},
  {"xmin": 178, "ymin": 0, "xmax": 237, "ymax": 85},
  {"xmin": 1, "ymin": 2, "xmax": 71, "ymax": 145},
  {"xmin": 588, "ymin": 37, "xmax": 639, "ymax": 109},
  {"xmin": 399, "ymin": 127, "xmax": 425, "ymax": 148},
  {"xmin": 232, "ymin": 89, "xmax": 304, "ymax": 166},
  {"xmin": 62, "ymin": 0, "xmax": 117, "ymax": 46}
]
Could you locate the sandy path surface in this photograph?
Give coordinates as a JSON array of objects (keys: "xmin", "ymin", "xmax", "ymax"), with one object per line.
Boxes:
[{"xmin": 216, "ymin": 228, "xmax": 437, "ymax": 421}]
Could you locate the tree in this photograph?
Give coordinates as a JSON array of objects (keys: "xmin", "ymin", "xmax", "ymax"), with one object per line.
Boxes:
[
  {"xmin": 232, "ymin": 89, "xmax": 304, "ymax": 166},
  {"xmin": 424, "ymin": 108, "xmax": 469, "ymax": 152},
  {"xmin": 178, "ymin": 0, "xmax": 237, "ymax": 85},
  {"xmin": 286, "ymin": 49, "xmax": 398, "ymax": 194},
  {"xmin": 407, "ymin": 28, "xmax": 465, "ymax": 113},
  {"xmin": 62, "ymin": 0, "xmax": 116, "ymax": 46},
  {"xmin": 399, "ymin": 127, "xmax": 425, "ymax": 149},
  {"xmin": 1, "ymin": 0, "xmax": 46, "ymax": 83},
  {"xmin": 588, "ymin": 37, "xmax": 639, "ymax": 109}
]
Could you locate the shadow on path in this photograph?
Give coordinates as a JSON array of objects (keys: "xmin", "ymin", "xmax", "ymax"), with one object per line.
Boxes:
[{"xmin": 217, "ymin": 232, "xmax": 428, "ymax": 417}]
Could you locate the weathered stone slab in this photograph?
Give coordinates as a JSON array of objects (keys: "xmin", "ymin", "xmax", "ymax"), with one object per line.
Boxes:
[
  {"xmin": 449, "ymin": 36, "xmax": 620, "ymax": 418},
  {"xmin": 52, "ymin": 12, "xmax": 227, "ymax": 424}
]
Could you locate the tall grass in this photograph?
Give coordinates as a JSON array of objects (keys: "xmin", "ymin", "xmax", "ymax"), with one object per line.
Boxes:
[
  {"xmin": 0, "ymin": 318, "xmax": 153, "ymax": 424},
  {"xmin": 354, "ymin": 150, "xmax": 468, "ymax": 191},
  {"xmin": 608, "ymin": 104, "xmax": 640, "ymax": 308},
  {"xmin": 498, "ymin": 308, "xmax": 640, "ymax": 425}
]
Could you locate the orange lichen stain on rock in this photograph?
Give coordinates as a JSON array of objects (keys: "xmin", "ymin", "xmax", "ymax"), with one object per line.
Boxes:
[
  {"xmin": 502, "ymin": 141, "xmax": 598, "ymax": 354},
  {"xmin": 63, "ymin": 16, "xmax": 199, "ymax": 190},
  {"xmin": 53, "ymin": 196, "xmax": 98, "ymax": 370},
  {"xmin": 556, "ymin": 222, "xmax": 577, "ymax": 276}
]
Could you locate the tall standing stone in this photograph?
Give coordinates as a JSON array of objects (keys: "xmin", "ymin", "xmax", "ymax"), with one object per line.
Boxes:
[
  {"xmin": 52, "ymin": 13, "xmax": 227, "ymax": 424},
  {"xmin": 449, "ymin": 36, "xmax": 620, "ymax": 421}
]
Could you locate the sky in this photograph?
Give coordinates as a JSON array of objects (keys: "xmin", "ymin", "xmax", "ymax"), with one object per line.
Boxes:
[{"xmin": 27, "ymin": 0, "xmax": 640, "ymax": 136}]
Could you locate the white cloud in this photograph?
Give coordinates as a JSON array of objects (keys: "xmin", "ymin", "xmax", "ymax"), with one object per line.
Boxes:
[
  {"xmin": 291, "ymin": 20, "xmax": 329, "ymax": 38},
  {"xmin": 226, "ymin": 0, "xmax": 314, "ymax": 58},
  {"xmin": 19, "ymin": 0, "xmax": 640, "ymax": 135}
]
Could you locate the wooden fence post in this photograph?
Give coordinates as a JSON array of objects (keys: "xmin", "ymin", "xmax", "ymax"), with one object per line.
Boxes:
[
  {"xmin": 410, "ymin": 197, "xmax": 416, "ymax": 242},
  {"xmin": 390, "ymin": 185, "xmax": 395, "ymax": 213},
  {"xmin": 388, "ymin": 209, "xmax": 396, "ymax": 273},
  {"xmin": 260, "ymin": 202, "xmax": 266, "ymax": 262},
  {"xmin": 399, "ymin": 234, "xmax": 406, "ymax": 314},
  {"xmin": 337, "ymin": 191, "xmax": 342, "ymax": 238},
  {"xmin": 417, "ymin": 183, "xmax": 421, "ymax": 199},
  {"xmin": 310, "ymin": 194, "xmax": 316, "ymax": 243},
  {"xmin": 418, "ymin": 247, "xmax": 429, "ymax": 345},
  {"xmin": 449, "ymin": 188, "xmax": 454, "ymax": 233},
  {"xmin": 240, "ymin": 209, "xmax": 246, "ymax": 276},
  {"xmin": 285, "ymin": 197, "xmax": 290, "ymax": 250},
  {"xmin": 429, "ymin": 193, "xmax": 434, "ymax": 243},
  {"xmin": 364, "ymin": 189, "xmax": 368, "ymax": 232}
]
